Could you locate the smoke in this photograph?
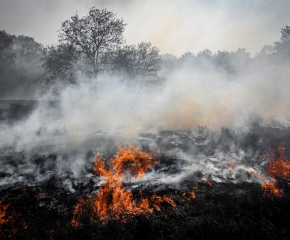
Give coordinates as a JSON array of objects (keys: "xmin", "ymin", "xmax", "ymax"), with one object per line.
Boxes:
[
  {"xmin": 53, "ymin": 56, "xmax": 290, "ymax": 135},
  {"xmin": 0, "ymin": 48, "xmax": 290, "ymax": 190}
]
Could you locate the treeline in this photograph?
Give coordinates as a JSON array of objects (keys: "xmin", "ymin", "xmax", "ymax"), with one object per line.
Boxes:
[
  {"xmin": 0, "ymin": 7, "xmax": 289, "ymax": 98},
  {"xmin": 161, "ymin": 26, "xmax": 290, "ymax": 77},
  {"xmin": 0, "ymin": 31, "xmax": 43, "ymax": 98}
]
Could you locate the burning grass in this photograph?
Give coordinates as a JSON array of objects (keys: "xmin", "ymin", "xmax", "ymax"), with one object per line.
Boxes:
[
  {"xmin": 72, "ymin": 144, "xmax": 189, "ymax": 225},
  {"xmin": 266, "ymin": 146, "xmax": 290, "ymax": 182},
  {"xmin": 2, "ymin": 138, "xmax": 290, "ymax": 239},
  {"xmin": 261, "ymin": 181, "xmax": 284, "ymax": 197},
  {"xmin": 260, "ymin": 146, "xmax": 290, "ymax": 197}
]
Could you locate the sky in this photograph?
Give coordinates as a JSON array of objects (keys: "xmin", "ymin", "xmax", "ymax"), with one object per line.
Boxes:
[{"xmin": 0, "ymin": 0, "xmax": 290, "ymax": 56}]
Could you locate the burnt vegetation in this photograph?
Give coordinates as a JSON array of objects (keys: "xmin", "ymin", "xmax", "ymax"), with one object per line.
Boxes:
[
  {"xmin": 0, "ymin": 128, "xmax": 290, "ymax": 239},
  {"xmin": 1, "ymin": 167, "xmax": 290, "ymax": 240}
]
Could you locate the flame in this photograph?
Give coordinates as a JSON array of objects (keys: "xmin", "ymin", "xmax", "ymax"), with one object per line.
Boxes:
[
  {"xmin": 181, "ymin": 188, "xmax": 196, "ymax": 201},
  {"xmin": 246, "ymin": 171, "xmax": 282, "ymax": 197},
  {"xmin": 73, "ymin": 144, "xmax": 191, "ymax": 225},
  {"xmin": 92, "ymin": 144, "xmax": 160, "ymax": 221},
  {"xmin": 260, "ymin": 146, "xmax": 290, "ymax": 197},
  {"xmin": 266, "ymin": 146, "xmax": 290, "ymax": 182},
  {"xmin": 261, "ymin": 180, "xmax": 284, "ymax": 198},
  {"xmin": 207, "ymin": 177, "xmax": 213, "ymax": 187}
]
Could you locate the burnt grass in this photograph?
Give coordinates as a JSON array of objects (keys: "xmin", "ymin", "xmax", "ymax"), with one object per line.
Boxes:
[
  {"xmin": 2, "ymin": 126, "xmax": 290, "ymax": 239},
  {"xmin": 1, "ymin": 180, "xmax": 290, "ymax": 240}
]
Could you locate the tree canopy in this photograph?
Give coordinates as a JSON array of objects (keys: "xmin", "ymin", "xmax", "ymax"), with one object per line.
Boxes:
[
  {"xmin": 0, "ymin": 31, "xmax": 15, "ymax": 75},
  {"xmin": 42, "ymin": 8, "xmax": 164, "ymax": 91},
  {"xmin": 104, "ymin": 42, "xmax": 163, "ymax": 86},
  {"xmin": 1, "ymin": 8, "xmax": 289, "ymax": 99},
  {"xmin": 274, "ymin": 25, "xmax": 290, "ymax": 56},
  {"xmin": 59, "ymin": 7, "xmax": 126, "ymax": 78}
]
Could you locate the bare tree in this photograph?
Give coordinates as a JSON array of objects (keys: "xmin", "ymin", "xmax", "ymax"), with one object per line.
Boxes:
[{"xmin": 59, "ymin": 7, "xmax": 126, "ymax": 78}]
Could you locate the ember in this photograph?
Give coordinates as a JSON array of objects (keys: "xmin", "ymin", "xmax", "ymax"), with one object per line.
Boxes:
[
  {"xmin": 0, "ymin": 201, "xmax": 26, "ymax": 238},
  {"xmin": 0, "ymin": 201, "xmax": 11, "ymax": 226}
]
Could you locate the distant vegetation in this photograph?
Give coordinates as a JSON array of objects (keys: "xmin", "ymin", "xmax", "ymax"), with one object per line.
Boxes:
[
  {"xmin": 0, "ymin": 7, "xmax": 289, "ymax": 98},
  {"xmin": 0, "ymin": 31, "xmax": 43, "ymax": 98}
]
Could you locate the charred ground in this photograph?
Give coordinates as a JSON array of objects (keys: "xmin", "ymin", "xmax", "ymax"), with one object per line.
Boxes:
[
  {"xmin": 1, "ymin": 124, "xmax": 290, "ymax": 239},
  {"xmin": 1, "ymin": 178, "xmax": 290, "ymax": 240}
]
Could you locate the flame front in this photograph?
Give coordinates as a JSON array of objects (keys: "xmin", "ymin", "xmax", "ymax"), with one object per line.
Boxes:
[{"xmin": 72, "ymin": 144, "xmax": 186, "ymax": 225}]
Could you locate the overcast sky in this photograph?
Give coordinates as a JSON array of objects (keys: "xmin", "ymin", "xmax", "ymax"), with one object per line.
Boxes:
[{"xmin": 0, "ymin": 0, "xmax": 289, "ymax": 56}]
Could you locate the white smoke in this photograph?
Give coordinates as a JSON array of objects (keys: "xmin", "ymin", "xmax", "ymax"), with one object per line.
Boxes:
[{"xmin": 0, "ymin": 49, "xmax": 290, "ymax": 190}]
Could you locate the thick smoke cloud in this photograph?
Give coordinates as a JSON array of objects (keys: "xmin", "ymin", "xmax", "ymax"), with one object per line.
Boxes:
[
  {"xmin": 0, "ymin": 51, "xmax": 289, "ymax": 189},
  {"xmin": 52, "ymin": 56, "xmax": 290, "ymax": 135}
]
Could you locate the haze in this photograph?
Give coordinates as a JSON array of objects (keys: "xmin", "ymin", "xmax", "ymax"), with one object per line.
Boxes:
[{"xmin": 1, "ymin": 0, "xmax": 290, "ymax": 56}]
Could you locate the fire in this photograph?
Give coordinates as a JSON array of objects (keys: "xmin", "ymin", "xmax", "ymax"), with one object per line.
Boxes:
[
  {"xmin": 260, "ymin": 146, "xmax": 290, "ymax": 197},
  {"xmin": 0, "ymin": 202, "xmax": 11, "ymax": 226},
  {"xmin": 247, "ymin": 171, "xmax": 283, "ymax": 197},
  {"xmin": 181, "ymin": 188, "xmax": 196, "ymax": 201},
  {"xmin": 72, "ymin": 199, "xmax": 91, "ymax": 227},
  {"xmin": 206, "ymin": 177, "xmax": 213, "ymax": 187},
  {"xmin": 72, "ymin": 144, "xmax": 191, "ymax": 226},
  {"xmin": 92, "ymin": 144, "xmax": 161, "ymax": 221},
  {"xmin": 261, "ymin": 181, "xmax": 284, "ymax": 198},
  {"xmin": 266, "ymin": 146, "xmax": 290, "ymax": 182},
  {"xmin": 0, "ymin": 201, "xmax": 26, "ymax": 237}
]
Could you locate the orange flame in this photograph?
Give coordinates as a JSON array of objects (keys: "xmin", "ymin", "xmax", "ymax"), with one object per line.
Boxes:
[
  {"xmin": 260, "ymin": 146, "xmax": 290, "ymax": 197},
  {"xmin": 207, "ymin": 177, "xmax": 213, "ymax": 187},
  {"xmin": 92, "ymin": 144, "xmax": 160, "ymax": 221},
  {"xmin": 266, "ymin": 146, "xmax": 290, "ymax": 182},
  {"xmin": 261, "ymin": 180, "xmax": 284, "ymax": 198},
  {"xmin": 73, "ymin": 144, "xmax": 191, "ymax": 226},
  {"xmin": 181, "ymin": 188, "xmax": 196, "ymax": 201}
]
